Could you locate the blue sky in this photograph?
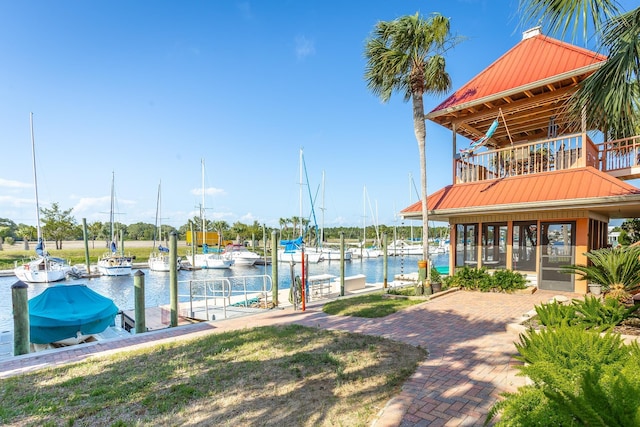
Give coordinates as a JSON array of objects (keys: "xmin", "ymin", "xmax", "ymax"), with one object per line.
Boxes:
[{"xmin": 0, "ymin": 1, "xmax": 635, "ymax": 230}]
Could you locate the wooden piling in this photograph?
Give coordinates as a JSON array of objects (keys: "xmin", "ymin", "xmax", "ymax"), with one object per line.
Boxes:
[
  {"xmin": 340, "ymin": 232, "xmax": 345, "ymax": 296},
  {"xmin": 11, "ymin": 281, "xmax": 29, "ymax": 356},
  {"xmin": 383, "ymin": 232, "xmax": 388, "ymax": 289},
  {"xmin": 170, "ymin": 231, "xmax": 178, "ymax": 327},
  {"xmin": 271, "ymin": 230, "xmax": 278, "ymax": 306},
  {"xmin": 82, "ymin": 218, "xmax": 91, "ymax": 274},
  {"xmin": 134, "ymin": 270, "xmax": 146, "ymax": 333}
]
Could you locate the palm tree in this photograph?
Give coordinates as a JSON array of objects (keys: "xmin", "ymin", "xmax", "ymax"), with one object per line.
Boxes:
[
  {"xmin": 364, "ymin": 12, "xmax": 460, "ymax": 278},
  {"xmin": 562, "ymin": 246, "xmax": 640, "ymax": 301},
  {"xmin": 519, "ymin": 1, "xmax": 640, "ymax": 137}
]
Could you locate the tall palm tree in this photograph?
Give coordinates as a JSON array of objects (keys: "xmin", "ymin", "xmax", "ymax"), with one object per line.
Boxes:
[
  {"xmin": 364, "ymin": 12, "xmax": 460, "ymax": 273},
  {"xmin": 519, "ymin": 1, "xmax": 640, "ymax": 137}
]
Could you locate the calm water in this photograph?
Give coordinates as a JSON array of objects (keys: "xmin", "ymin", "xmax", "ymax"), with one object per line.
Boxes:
[{"xmin": 0, "ymin": 253, "xmax": 447, "ymax": 333}]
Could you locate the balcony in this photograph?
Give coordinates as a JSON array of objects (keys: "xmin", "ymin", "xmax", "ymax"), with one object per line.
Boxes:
[{"xmin": 455, "ymin": 134, "xmax": 640, "ymax": 183}]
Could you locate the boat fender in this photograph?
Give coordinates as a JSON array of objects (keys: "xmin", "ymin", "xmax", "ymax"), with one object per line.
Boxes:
[{"xmin": 24, "ymin": 264, "xmax": 29, "ymax": 270}]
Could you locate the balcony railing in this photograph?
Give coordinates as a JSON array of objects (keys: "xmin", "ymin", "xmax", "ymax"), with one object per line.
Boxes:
[
  {"xmin": 599, "ymin": 136, "xmax": 640, "ymax": 177},
  {"xmin": 455, "ymin": 133, "xmax": 600, "ymax": 183}
]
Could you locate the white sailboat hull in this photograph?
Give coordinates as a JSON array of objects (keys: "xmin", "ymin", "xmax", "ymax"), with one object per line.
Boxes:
[
  {"xmin": 277, "ymin": 249, "xmax": 323, "ymax": 264},
  {"xmin": 14, "ymin": 258, "xmax": 70, "ymax": 283}
]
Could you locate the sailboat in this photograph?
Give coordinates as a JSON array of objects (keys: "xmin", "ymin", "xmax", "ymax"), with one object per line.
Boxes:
[
  {"xmin": 148, "ymin": 181, "xmax": 180, "ymax": 272},
  {"xmin": 96, "ymin": 172, "xmax": 133, "ymax": 276},
  {"xmin": 278, "ymin": 149, "xmax": 323, "ymax": 264},
  {"xmin": 193, "ymin": 159, "xmax": 233, "ymax": 269},
  {"xmin": 14, "ymin": 113, "xmax": 73, "ymax": 283}
]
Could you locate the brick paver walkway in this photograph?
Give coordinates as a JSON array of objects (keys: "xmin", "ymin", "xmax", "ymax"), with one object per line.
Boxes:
[{"xmin": 0, "ymin": 289, "xmax": 568, "ymax": 426}]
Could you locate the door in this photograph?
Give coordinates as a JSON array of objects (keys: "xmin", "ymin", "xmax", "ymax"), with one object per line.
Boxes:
[{"xmin": 539, "ymin": 222, "xmax": 575, "ymax": 292}]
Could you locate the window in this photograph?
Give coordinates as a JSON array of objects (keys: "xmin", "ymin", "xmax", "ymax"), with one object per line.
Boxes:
[{"xmin": 482, "ymin": 223, "xmax": 507, "ymax": 268}]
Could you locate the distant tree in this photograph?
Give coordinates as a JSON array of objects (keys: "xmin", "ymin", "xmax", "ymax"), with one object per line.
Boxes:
[
  {"xmin": 211, "ymin": 221, "xmax": 230, "ymax": 247},
  {"xmin": 87, "ymin": 221, "xmax": 104, "ymax": 249},
  {"xmin": 127, "ymin": 222, "xmax": 155, "ymax": 241},
  {"xmin": 0, "ymin": 218, "xmax": 17, "ymax": 241},
  {"xmin": 621, "ymin": 219, "xmax": 640, "ymax": 244},
  {"xmin": 230, "ymin": 221, "xmax": 248, "ymax": 243},
  {"xmin": 40, "ymin": 203, "xmax": 76, "ymax": 249}
]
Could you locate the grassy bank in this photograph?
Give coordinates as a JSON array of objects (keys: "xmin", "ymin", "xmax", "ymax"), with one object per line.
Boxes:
[{"xmin": 0, "ymin": 324, "xmax": 426, "ymax": 426}]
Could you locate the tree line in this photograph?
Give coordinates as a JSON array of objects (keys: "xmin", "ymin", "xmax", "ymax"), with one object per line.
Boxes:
[{"xmin": 0, "ymin": 204, "xmax": 451, "ymax": 249}]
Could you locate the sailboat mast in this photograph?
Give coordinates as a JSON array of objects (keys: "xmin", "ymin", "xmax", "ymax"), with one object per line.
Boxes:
[
  {"xmin": 201, "ymin": 159, "xmax": 206, "ymax": 246},
  {"xmin": 299, "ymin": 148, "xmax": 303, "ymax": 238},
  {"xmin": 29, "ymin": 112, "xmax": 42, "ymax": 241},
  {"xmin": 110, "ymin": 172, "xmax": 115, "ymax": 242},
  {"xmin": 362, "ymin": 185, "xmax": 366, "ymax": 245}
]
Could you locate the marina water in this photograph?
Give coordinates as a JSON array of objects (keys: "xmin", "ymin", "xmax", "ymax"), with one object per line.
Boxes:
[{"xmin": 0, "ymin": 253, "xmax": 447, "ymax": 334}]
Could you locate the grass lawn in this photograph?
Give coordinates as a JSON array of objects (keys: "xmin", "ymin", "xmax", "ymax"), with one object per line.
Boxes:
[{"xmin": 0, "ymin": 324, "xmax": 426, "ymax": 426}]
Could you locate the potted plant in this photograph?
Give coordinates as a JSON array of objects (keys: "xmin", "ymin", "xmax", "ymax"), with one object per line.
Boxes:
[
  {"xmin": 430, "ymin": 267, "xmax": 443, "ymax": 293},
  {"xmin": 588, "ymin": 283, "xmax": 602, "ymax": 295}
]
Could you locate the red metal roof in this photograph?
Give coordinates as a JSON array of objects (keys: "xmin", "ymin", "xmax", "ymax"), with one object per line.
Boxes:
[
  {"xmin": 401, "ymin": 168, "xmax": 640, "ymax": 214},
  {"xmin": 430, "ymin": 34, "xmax": 607, "ymax": 113}
]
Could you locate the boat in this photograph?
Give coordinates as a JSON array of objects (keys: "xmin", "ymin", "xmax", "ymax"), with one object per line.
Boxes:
[
  {"xmin": 225, "ymin": 243, "xmax": 260, "ymax": 266},
  {"xmin": 193, "ymin": 159, "xmax": 233, "ymax": 269},
  {"xmin": 388, "ymin": 239, "xmax": 424, "ymax": 256},
  {"xmin": 29, "ymin": 284, "xmax": 119, "ymax": 345},
  {"xmin": 277, "ymin": 149, "xmax": 324, "ymax": 264},
  {"xmin": 278, "ymin": 237, "xmax": 323, "ymax": 263},
  {"xmin": 14, "ymin": 113, "xmax": 73, "ymax": 283},
  {"xmin": 97, "ymin": 173, "xmax": 133, "ymax": 276},
  {"xmin": 148, "ymin": 181, "xmax": 180, "ymax": 272}
]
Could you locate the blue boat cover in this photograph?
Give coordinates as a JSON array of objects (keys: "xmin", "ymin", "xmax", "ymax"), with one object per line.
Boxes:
[
  {"xmin": 35, "ymin": 238, "xmax": 45, "ymax": 256},
  {"xmin": 280, "ymin": 236, "xmax": 303, "ymax": 253},
  {"xmin": 29, "ymin": 284, "xmax": 119, "ymax": 344},
  {"xmin": 158, "ymin": 245, "xmax": 169, "ymax": 253}
]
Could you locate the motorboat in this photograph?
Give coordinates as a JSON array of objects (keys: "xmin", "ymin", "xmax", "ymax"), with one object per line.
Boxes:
[
  {"xmin": 29, "ymin": 284, "xmax": 119, "ymax": 345},
  {"xmin": 225, "ymin": 244, "xmax": 260, "ymax": 266}
]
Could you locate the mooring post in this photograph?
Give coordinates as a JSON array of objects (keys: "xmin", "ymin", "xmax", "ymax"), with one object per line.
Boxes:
[
  {"xmin": 170, "ymin": 231, "xmax": 178, "ymax": 327},
  {"xmin": 271, "ymin": 230, "xmax": 278, "ymax": 306},
  {"xmin": 134, "ymin": 270, "xmax": 146, "ymax": 333},
  {"xmin": 340, "ymin": 232, "xmax": 345, "ymax": 296},
  {"xmin": 82, "ymin": 218, "xmax": 91, "ymax": 275},
  {"xmin": 382, "ymin": 232, "xmax": 388, "ymax": 289},
  {"xmin": 11, "ymin": 281, "xmax": 29, "ymax": 356}
]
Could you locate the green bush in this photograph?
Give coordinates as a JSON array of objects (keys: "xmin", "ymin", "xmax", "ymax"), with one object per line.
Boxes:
[
  {"xmin": 3, "ymin": 236, "xmax": 14, "ymax": 245},
  {"xmin": 488, "ymin": 326, "xmax": 640, "ymax": 426},
  {"xmin": 572, "ymin": 295, "xmax": 634, "ymax": 332},
  {"xmin": 442, "ymin": 267, "xmax": 528, "ymax": 293},
  {"xmin": 534, "ymin": 300, "xmax": 577, "ymax": 327}
]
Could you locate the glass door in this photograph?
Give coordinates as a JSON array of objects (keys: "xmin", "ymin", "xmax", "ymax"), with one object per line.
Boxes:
[{"xmin": 539, "ymin": 222, "xmax": 575, "ymax": 291}]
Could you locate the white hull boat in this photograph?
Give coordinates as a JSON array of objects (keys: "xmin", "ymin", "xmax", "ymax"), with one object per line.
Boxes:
[
  {"xmin": 15, "ymin": 255, "xmax": 72, "ymax": 283},
  {"xmin": 225, "ymin": 244, "xmax": 260, "ymax": 266}
]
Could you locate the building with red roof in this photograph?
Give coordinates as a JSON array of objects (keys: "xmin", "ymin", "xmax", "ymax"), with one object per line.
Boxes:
[{"xmin": 401, "ymin": 27, "xmax": 640, "ymax": 293}]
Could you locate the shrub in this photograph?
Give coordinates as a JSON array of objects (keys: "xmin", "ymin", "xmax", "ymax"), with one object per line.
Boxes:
[
  {"xmin": 489, "ymin": 326, "xmax": 640, "ymax": 426},
  {"xmin": 572, "ymin": 295, "xmax": 633, "ymax": 331},
  {"xmin": 534, "ymin": 300, "xmax": 577, "ymax": 327},
  {"xmin": 442, "ymin": 267, "xmax": 528, "ymax": 293}
]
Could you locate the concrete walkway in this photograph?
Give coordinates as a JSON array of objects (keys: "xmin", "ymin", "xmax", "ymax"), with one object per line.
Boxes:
[{"xmin": 0, "ymin": 288, "xmax": 569, "ymax": 426}]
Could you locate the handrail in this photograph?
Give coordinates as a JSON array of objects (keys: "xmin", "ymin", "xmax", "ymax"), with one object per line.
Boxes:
[
  {"xmin": 597, "ymin": 135, "xmax": 640, "ymax": 172},
  {"xmin": 455, "ymin": 133, "xmax": 587, "ymax": 183},
  {"xmin": 178, "ymin": 274, "xmax": 273, "ymax": 320}
]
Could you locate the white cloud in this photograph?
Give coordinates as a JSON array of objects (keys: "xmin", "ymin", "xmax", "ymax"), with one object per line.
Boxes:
[
  {"xmin": 0, "ymin": 178, "xmax": 31, "ymax": 189},
  {"xmin": 294, "ymin": 35, "xmax": 315, "ymax": 59},
  {"xmin": 190, "ymin": 187, "xmax": 226, "ymax": 197}
]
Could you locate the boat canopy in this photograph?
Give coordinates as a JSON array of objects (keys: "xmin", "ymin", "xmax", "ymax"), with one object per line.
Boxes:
[
  {"xmin": 28, "ymin": 284, "xmax": 119, "ymax": 344},
  {"xmin": 280, "ymin": 236, "xmax": 303, "ymax": 253}
]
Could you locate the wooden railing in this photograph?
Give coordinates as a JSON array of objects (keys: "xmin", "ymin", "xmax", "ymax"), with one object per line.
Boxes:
[
  {"xmin": 455, "ymin": 133, "xmax": 599, "ymax": 183},
  {"xmin": 598, "ymin": 136, "xmax": 640, "ymax": 173}
]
